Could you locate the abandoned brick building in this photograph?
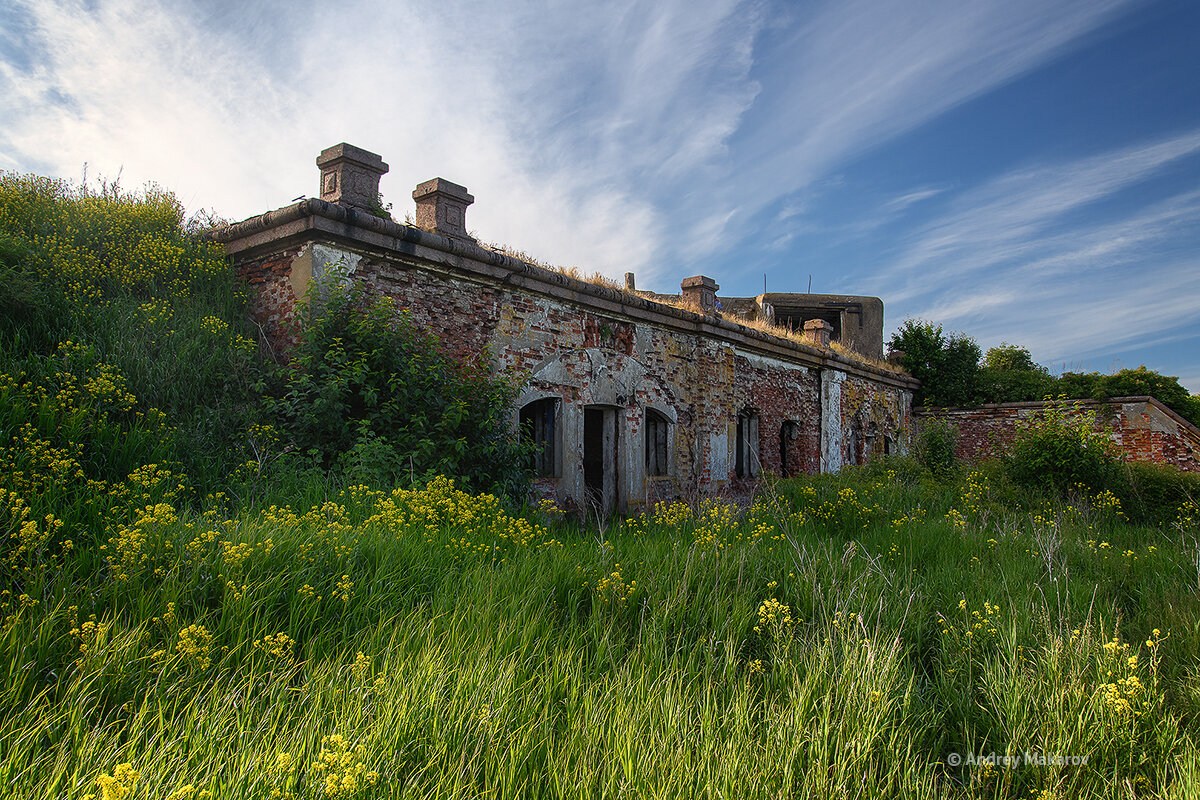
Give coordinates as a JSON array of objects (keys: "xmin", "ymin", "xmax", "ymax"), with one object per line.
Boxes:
[{"xmin": 214, "ymin": 143, "xmax": 918, "ymax": 513}]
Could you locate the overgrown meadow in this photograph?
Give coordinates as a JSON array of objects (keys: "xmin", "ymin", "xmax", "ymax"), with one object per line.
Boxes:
[{"xmin": 3, "ymin": 172, "xmax": 1200, "ymax": 800}]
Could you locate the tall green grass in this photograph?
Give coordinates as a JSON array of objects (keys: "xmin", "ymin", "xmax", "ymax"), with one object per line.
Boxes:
[{"xmin": 3, "ymin": 465, "xmax": 1199, "ymax": 798}]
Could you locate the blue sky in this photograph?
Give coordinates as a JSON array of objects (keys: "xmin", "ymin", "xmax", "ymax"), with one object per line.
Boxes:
[{"xmin": 2, "ymin": 0, "xmax": 1199, "ymax": 391}]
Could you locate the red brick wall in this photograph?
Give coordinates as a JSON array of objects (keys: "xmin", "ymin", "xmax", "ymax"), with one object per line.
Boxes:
[
  {"xmin": 916, "ymin": 398, "xmax": 1200, "ymax": 472},
  {"xmin": 235, "ymin": 248, "xmax": 302, "ymax": 357}
]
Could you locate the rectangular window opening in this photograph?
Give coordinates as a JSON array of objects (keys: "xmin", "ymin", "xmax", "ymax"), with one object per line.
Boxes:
[
  {"xmin": 520, "ymin": 398, "xmax": 557, "ymax": 477},
  {"xmin": 645, "ymin": 409, "xmax": 669, "ymax": 476}
]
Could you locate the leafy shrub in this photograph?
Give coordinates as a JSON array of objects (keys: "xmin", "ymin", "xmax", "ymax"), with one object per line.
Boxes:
[
  {"xmin": 915, "ymin": 417, "xmax": 958, "ymax": 479},
  {"xmin": 1005, "ymin": 397, "xmax": 1123, "ymax": 495},
  {"xmin": 262, "ymin": 271, "xmax": 528, "ymax": 498}
]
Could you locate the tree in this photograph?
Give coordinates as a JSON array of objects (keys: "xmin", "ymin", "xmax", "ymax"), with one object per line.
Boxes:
[
  {"xmin": 1058, "ymin": 366, "xmax": 1200, "ymax": 428},
  {"xmin": 976, "ymin": 343, "xmax": 1056, "ymax": 404},
  {"xmin": 888, "ymin": 319, "xmax": 980, "ymax": 407}
]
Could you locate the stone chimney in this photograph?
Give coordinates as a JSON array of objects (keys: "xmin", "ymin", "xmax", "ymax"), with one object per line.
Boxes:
[
  {"xmin": 413, "ymin": 178, "xmax": 474, "ymax": 240},
  {"xmin": 624, "ymin": 272, "xmax": 636, "ymax": 291},
  {"xmin": 681, "ymin": 275, "xmax": 719, "ymax": 312},
  {"xmin": 316, "ymin": 143, "xmax": 389, "ymax": 212},
  {"xmin": 803, "ymin": 319, "xmax": 833, "ymax": 349}
]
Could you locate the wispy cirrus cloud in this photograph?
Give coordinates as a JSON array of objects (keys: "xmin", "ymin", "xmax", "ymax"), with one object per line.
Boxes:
[
  {"xmin": 694, "ymin": 0, "xmax": 1136, "ymax": 267},
  {"xmin": 883, "ymin": 187, "xmax": 946, "ymax": 214},
  {"xmin": 1008, "ymin": 256, "xmax": 1200, "ymax": 361},
  {"xmin": 0, "ymin": 0, "xmax": 767, "ymax": 285},
  {"xmin": 882, "ymin": 130, "xmax": 1200, "ymax": 293},
  {"xmin": 6, "ymin": 0, "xmax": 1196, "ymax": 387}
]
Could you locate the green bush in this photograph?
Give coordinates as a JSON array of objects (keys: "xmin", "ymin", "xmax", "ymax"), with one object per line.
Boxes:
[
  {"xmin": 914, "ymin": 417, "xmax": 957, "ymax": 479},
  {"xmin": 1005, "ymin": 397, "xmax": 1123, "ymax": 495},
  {"xmin": 262, "ymin": 271, "xmax": 529, "ymax": 499}
]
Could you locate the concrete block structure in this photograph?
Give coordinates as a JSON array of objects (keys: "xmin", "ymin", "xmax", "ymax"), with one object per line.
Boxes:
[{"xmin": 213, "ymin": 143, "xmax": 918, "ymax": 513}]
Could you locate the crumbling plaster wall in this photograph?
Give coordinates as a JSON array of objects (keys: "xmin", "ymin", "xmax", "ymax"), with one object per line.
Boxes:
[{"xmin": 229, "ymin": 220, "xmax": 913, "ymax": 512}]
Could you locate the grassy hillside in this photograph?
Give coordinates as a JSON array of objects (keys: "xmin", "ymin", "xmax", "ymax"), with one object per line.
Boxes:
[{"xmin": 3, "ymin": 172, "xmax": 1200, "ymax": 799}]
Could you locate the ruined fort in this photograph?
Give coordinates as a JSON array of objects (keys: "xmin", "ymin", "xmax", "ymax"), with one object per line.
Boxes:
[{"xmin": 214, "ymin": 143, "xmax": 918, "ymax": 513}]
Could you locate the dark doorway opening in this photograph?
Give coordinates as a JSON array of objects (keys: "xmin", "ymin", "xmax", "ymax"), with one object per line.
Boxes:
[
  {"xmin": 780, "ymin": 421, "xmax": 799, "ymax": 477},
  {"xmin": 736, "ymin": 410, "xmax": 759, "ymax": 478},
  {"xmin": 583, "ymin": 406, "xmax": 618, "ymax": 515}
]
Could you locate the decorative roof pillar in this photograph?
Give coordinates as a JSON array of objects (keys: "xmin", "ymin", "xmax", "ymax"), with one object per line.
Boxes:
[
  {"xmin": 316, "ymin": 143, "xmax": 389, "ymax": 212},
  {"xmin": 681, "ymin": 275, "xmax": 719, "ymax": 312},
  {"xmin": 413, "ymin": 178, "xmax": 474, "ymax": 240}
]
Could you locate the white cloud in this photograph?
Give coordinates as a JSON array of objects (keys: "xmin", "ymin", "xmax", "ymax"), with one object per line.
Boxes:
[
  {"xmin": 0, "ymin": 0, "xmax": 771, "ymax": 285},
  {"xmin": 697, "ymin": 0, "xmax": 1134, "ymax": 256},
  {"xmin": 883, "ymin": 186, "xmax": 945, "ymax": 213},
  {"xmin": 0, "ymin": 0, "xmax": 303, "ymax": 211}
]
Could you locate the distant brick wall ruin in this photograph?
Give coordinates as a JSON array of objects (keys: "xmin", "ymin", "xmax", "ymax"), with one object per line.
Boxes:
[
  {"xmin": 915, "ymin": 398, "xmax": 1200, "ymax": 473},
  {"xmin": 214, "ymin": 143, "xmax": 918, "ymax": 513}
]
